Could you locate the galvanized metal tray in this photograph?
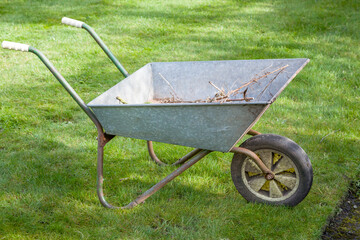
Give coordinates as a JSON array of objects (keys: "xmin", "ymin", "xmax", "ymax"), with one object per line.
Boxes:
[{"xmin": 88, "ymin": 58, "xmax": 309, "ymax": 152}]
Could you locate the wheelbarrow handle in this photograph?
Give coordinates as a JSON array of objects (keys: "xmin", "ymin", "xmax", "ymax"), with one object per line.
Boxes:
[
  {"xmin": 2, "ymin": 41, "xmax": 30, "ymax": 52},
  {"xmin": 2, "ymin": 41, "xmax": 103, "ymax": 132},
  {"xmin": 61, "ymin": 17, "xmax": 129, "ymax": 78},
  {"xmin": 61, "ymin": 17, "xmax": 84, "ymax": 28}
]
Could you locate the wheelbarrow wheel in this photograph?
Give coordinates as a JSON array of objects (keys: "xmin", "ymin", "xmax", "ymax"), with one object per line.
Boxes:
[{"xmin": 231, "ymin": 134, "xmax": 313, "ymax": 206}]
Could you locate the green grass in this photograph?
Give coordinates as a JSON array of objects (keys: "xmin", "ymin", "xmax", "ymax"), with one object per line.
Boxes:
[{"xmin": 0, "ymin": 0, "xmax": 359, "ymax": 239}]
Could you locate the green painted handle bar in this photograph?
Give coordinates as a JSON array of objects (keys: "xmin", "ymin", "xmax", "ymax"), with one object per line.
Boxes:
[
  {"xmin": 61, "ymin": 17, "xmax": 129, "ymax": 78},
  {"xmin": 1, "ymin": 41, "xmax": 102, "ymax": 131},
  {"xmin": 2, "ymin": 17, "xmax": 131, "ymax": 130}
]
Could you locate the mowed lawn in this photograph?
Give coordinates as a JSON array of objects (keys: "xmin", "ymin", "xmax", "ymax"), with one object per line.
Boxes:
[{"xmin": 0, "ymin": 0, "xmax": 359, "ymax": 239}]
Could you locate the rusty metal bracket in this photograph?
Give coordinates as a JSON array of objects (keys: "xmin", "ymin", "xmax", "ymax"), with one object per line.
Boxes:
[
  {"xmin": 147, "ymin": 141, "xmax": 202, "ymax": 166},
  {"xmin": 230, "ymin": 146, "xmax": 274, "ymax": 179},
  {"xmin": 247, "ymin": 129, "xmax": 261, "ymax": 136},
  {"xmin": 147, "ymin": 129, "xmax": 261, "ymax": 166}
]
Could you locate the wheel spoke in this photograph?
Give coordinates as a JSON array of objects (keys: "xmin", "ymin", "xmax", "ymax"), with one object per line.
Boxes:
[
  {"xmin": 245, "ymin": 159, "xmax": 262, "ymax": 175},
  {"xmin": 275, "ymin": 175, "xmax": 297, "ymax": 189},
  {"xmin": 256, "ymin": 150, "xmax": 273, "ymax": 169},
  {"xmin": 269, "ymin": 180, "xmax": 283, "ymax": 198},
  {"xmin": 248, "ymin": 177, "xmax": 267, "ymax": 192},
  {"xmin": 232, "ymin": 135, "xmax": 312, "ymax": 206},
  {"xmin": 273, "ymin": 155, "xmax": 294, "ymax": 174}
]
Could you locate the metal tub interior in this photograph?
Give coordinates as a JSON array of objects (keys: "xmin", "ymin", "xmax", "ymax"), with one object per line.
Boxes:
[{"xmin": 88, "ymin": 58, "xmax": 309, "ymax": 152}]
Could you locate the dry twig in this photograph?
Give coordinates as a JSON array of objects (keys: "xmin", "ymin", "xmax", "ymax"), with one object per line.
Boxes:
[
  {"xmin": 116, "ymin": 96, "xmax": 128, "ymax": 104},
  {"xmin": 229, "ymin": 64, "xmax": 289, "ymax": 97},
  {"xmin": 149, "ymin": 65, "xmax": 288, "ymax": 104},
  {"xmin": 256, "ymin": 65, "xmax": 289, "ymax": 99},
  {"xmin": 159, "ymin": 73, "xmax": 181, "ymax": 101}
]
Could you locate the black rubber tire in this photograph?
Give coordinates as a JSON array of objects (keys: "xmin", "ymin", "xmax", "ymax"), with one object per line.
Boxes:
[{"xmin": 231, "ymin": 134, "xmax": 313, "ymax": 206}]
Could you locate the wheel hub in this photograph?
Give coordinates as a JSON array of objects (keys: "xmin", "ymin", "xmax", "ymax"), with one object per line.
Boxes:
[{"xmin": 265, "ymin": 173, "xmax": 275, "ymax": 180}]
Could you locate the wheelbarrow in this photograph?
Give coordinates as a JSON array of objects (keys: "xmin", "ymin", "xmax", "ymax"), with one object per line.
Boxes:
[{"xmin": 2, "ymin": 17, "xmax": 313, "ymax": 208}]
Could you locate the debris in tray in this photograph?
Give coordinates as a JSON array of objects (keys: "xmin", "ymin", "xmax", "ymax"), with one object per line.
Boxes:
[
  {"xmin": 115, "ymin": 65, "xmax": 288, "ymax": 104},
  {"xmin": 116, "ymin": 96, "xmax": 127, "ymax": 104},
  {"xmin": 255, "ymin": 64, "xmax": 289, "ymax": 99},
  {"xmin": 154, "ymin": 73, "xmax": 256, "ymax": 104},
  {"xmin": 207, "ymin": 64, "xmax": 289, "ymax": 103},
  {"xmin": 207, "ymin": 81, "xmax": 254, "ymax": 103},
  {"xmin": 223, "ymin": 64, "xmax": 289, "ymax": 100},
  {"xmin": 150, "ymin": 98, "xmax": 204, "ymax": 104}
]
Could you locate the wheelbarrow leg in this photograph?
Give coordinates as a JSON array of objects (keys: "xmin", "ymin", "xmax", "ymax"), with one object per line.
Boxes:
[
  {"xmin": 96, "ymin": 133, "xmax": 118, "ymax": 209},
  {"xmin": 97, "ymin": 139, "xmax": 211, "ymax": 209},
  {"xmin": 147, "ymin": 141, "xmax": 202, "ymax": 166},
  {"xmin": 96, "ymin": 132, "xmax": 137, "ymax": 209},
  {"xmin": 97, "ymin": 142, "xmax": 117, "ymax": 209},
  {"xmin": 146, "ymin": 141, "xmax": 167, "ymax": 166}
]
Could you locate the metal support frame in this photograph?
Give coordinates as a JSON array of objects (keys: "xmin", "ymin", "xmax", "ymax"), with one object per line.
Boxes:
[
  {"xmin": 97, "ymin": 136, "xmax": 211, "ymax": 209},
  {"xmin": 147, "ymin": 141, "xmax": 203, "ymax": 166},
  {"xmin": 247, "ymin": 129, "xmax": 261, "ymax": 136},
  {"xmin": 99, "ymin": 137, "xmax": 277, "ymax": 208},
  {"xmin": 147, "ymin": 128, "xmax": 261, "ymax": 166}
]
